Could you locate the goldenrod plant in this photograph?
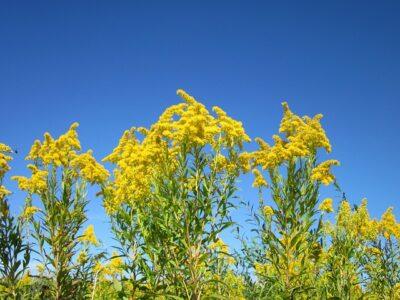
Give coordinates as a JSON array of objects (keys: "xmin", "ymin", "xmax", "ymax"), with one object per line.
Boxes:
[
  {"xmin": 0, "ymin": 143, "xmax": 31, "ymax": 299},
  {"xmin": 12, "ymin": 124, "xmax": 108, "ymax": 299},
  {"xmin": 102, "ymin": 90, "xmax": 250, "ymax": 298},
  {"xmin": 364, "ymin": 207, "xmax": 400, "ymax": 298},
  {"xmin": 241, "ymin": 102, "xmax": 340, "ymax": 298}
]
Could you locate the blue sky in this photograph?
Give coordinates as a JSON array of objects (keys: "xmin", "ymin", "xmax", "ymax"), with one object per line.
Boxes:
[{"xmin": 1, "ymin": 1, "xmax": 400, "ymax": 249}]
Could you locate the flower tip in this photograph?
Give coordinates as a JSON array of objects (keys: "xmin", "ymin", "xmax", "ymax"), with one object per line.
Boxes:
[
  {"xmin": 176, "ymin": 89, "xmax": 196, "ymax": 104},
  {"xmin": 176, "ymin": 89, "xmax": 188, "ymax": 99},
  {"xmin": 70, "ymin": 122, "xmax": 79, "ymax": 130}
]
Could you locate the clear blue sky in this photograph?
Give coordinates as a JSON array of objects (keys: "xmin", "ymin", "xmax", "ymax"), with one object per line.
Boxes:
[{"xmin": 1, "ymin": 1, "xmax": 400, "ymax": 249}]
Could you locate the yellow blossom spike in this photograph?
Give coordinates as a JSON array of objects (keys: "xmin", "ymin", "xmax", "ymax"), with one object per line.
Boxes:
[
  {"xmin": 0, "ymin": 142, "xmax": 13, "ymax": 178},
  {"xmin": 177, "ymin": 89, "xmax": 197, "ymax": 105},
  {"xmin": 77, "ymin": 250, "xmax": 88, "ymax": 264},
  {"xmin": 71, "ymin": 151, "xmax": 109, "ymax": 184},
  {"xmin": 252, "ymin": 169, "xmax": 268, "ymax": 188},
  {"xmin": 319, "ymin": 198, "xmax": 334, "ymax": 213},
  {"xmin": 22, "ymin": 206, "xmax": 40, "ymax": 220},
  {"xmin": 79, "ymin": 224, "xmax": 100, "ymax": 246},
  {"xmin": 311, "ymin": 160, "xmax": 340, "ymax": 185},
  {"xmin": 106, "ymin": 251, "xmax": 123, "ymax": 275},
  {"xmin": 0, "ymin": 185, "xmax": 11, "ymax": 198},
  {"xmin": 380, "ymin": 207, "xmax": 400, "ymax": 240},
  {"xmin": 252, "ymin": 102, "xmax": 333, "ymax": 172},
  {"xmin": 263, "ymin": 205, "xmax": 274, "ymax": 217},
  {"xmin": 12, "ymin": 168, "xmax": 48, "ymax": 194},
  {"xmin": 69, "ymin": 122, "xmax": 79, "ymax": 130}
]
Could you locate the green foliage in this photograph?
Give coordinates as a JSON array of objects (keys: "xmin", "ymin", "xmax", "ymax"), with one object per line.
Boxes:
[
  {"xmin": 0, "ymin": 199, "xmax": 30, "ymax": 299},
  {"xmin": 30, "ymin": 169, "xmax": 89, "ymax": 299},
  {"xmin": 240, "ymin": 155, "xmax": 327, "ymax": 299}
]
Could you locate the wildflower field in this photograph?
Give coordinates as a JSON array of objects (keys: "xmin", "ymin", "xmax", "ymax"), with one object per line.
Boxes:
[{"xmin": 1, "ymin": 90, "xmax": 399, "ymax": 299}]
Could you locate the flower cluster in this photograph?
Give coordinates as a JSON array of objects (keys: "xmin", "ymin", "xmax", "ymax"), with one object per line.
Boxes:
[
  {"xmin": 26, "ymin": 122, "xmax": 81, "ymax": 166},
  {"xmin": 280, "ymin": 102, "xmax": 331, "ymax": 153},
  {"xmin": 102, "ymin": 128, "xmax": 162, "ymax": 214},
  {"xmin": 263, "ymin": 205, "xmax": 274, "ymax": 217},
  {"xmin": 311, "ymin": 159, "xmax": 340, "ymax": 185},
  {"xmin": 94, "ymin": 252, "xmax": 123, "ymax": 277},
  {"xmin": 0, "ymin": 143, "xmax": 13, "ymax": 198},
  {"xmin": 12, "ymin": 123, "xmax": 108, "ymax": 195},
  {"xmin": 103, "ymin": 89, "xmax": 250, "ymax": 214},
  {"xmin": 79, "ymin": 224, "xmax": 100, "ymax": 246},
  {"xmin": 77, "ymin": 250, "xmax": 88, "ymax": 265},
  {"xmin": 21, "ymin": 205, "xmax": 40, "ymax": 220},
  {"xmin": 252, "ymin": 169, "xmax": 268, "ymax": 188},
  {"xmin": 251, "ymin": 102, "xmax": 334, "ymax": 171},
  {"xmin": 0, "ymin": 185, "xmax": 10, "ymax": 199},
  {"xmin": 0, "ymin": 143, "xmax": 12, "ymax": 177},
  {"xmin": 12, "ymin": 164, "xmax": 48, "ymax": 194},
  {"xmin": 209, "ymin": 238, "xmax": 235, "ymax": 264},
  {"xmin": 380, "ymin": 207, "xmax": 400, "ymax": 240},
  {"xmin": 336, "ymin": 199, "xmax": 380, "ymax": 241},
  {"xmin": 71, "ymin": 150, "xmax": 110, "ymax": 184},
  {"xmin": 319, "ymin": 198, "xmax": 334, "ymax": 213}
]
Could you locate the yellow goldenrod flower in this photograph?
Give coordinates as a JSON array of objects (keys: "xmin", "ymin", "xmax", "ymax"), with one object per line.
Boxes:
[
  {"xmin": 213, "ymin": 154, "xmax": 228, "ymax": 172},
  {"xmin": 0, "ymin": 185, "xmax": 11, "ymax": 198},
  {"xmin": 311, "ymin": 160, "xmax": 340, "ymax": 185},
  {"xmin": 394, "ymin": 283, "xmax": 400, "ymax": 298},
  {"xmin": 0, "ymin": 143, "xmax": 12, "ymax": 202},
  {"xmin": 71, "ymin": 150, "xmax": 109, "ymax": 184},
  {"xmin": 0, "ymin": 143, "xmax": 12, "ymax": 178},
  {"xmin": 337, "ymin": 200, "xmax": 352, "ymax": 228},
  {"xmin": 226, "ymin": 256, "xmax": 236, "ymax": 265},
  {"xmin": 263, "ymin": 205, "xmax": 274, "ymax": 217},
  {"xmin": 335, "ymin": 199, "xmax": 380, "ymax": 241},
  {"xmin": 79, "ymin": 224, "xmax": 100, "ymax": 246},
  {"xmin": 319, "ymin": 198, "xmax": 334, "ymax": 213},
  {"xmin": 107, "ymin": 251, "xmax": 123, "ymax": 275},
  {"xmin": 18, "ymin": 272, "xmax": 31, "ymax": 287},
  {"xmin": 380, "ymin": 207, "xmax": 400, "ymax": 240},
  {"xmin": 252, "ymin": 102, "xmax": 331, "ymax": 175},
  {"xmin": 252, "ymin": 169, "xmax": 268, "ymax": 188},
  {"xmin": 93, "ymin": 261, "xmax": 104, "ymax": 274},
  {"xmin": 22, "ymin": 206, "xmax": 40, "ymax": 219},
  {"xmin": 354, "ymin": 199, "xmax": 379, "ymax": 240},
  {"xmin": 0, "ymin": 143, "xmax": 12, "ymax": 153},
  {"xmin": 12, "ymin": 165, "xmax": 48, "ymax": 194},
  {"xmin": 238, "ymin": 152, "xmax": 252, "ymax": 173},
  {"xmin": 366, "ymin": 246, "xmax": 381, "ymax": 256},
  {"xmin": 36, "ymin": 263, "xmax": 45, "ymax": 274},
  {"xmin": 26, "ymin": 123, "xmax": 80, "ymax": 167},
  {"xmin": 77, "ymin": 250, "xmax": 88, "ymax": 264},
  {"xmin": 322, "ymin": 220, "xmax": 334, "ymax": 236},
  {"xmin": 251, "ymin": 102, "xmax": 334, "ymax": 172},
  {"xmin": 209, "ymin": 238, "xmax": 235, "ymax": 264},
  {"xmin": 212, "ymin": 105, "xmax": 251, "ymax": 148},
  {"xmin": 209, "ymin": 238, "xmax": 229, "ymax": 253}
]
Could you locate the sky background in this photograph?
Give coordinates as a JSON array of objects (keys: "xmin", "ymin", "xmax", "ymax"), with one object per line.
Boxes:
[{"xmin": 1, "ymin": 1, "xmax": 400, "ymax": 251}]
